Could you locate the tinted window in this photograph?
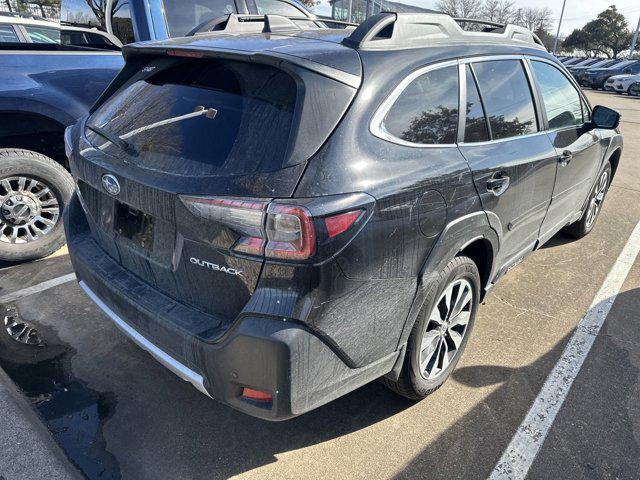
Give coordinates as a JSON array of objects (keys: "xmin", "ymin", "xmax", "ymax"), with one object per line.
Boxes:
[
  {"xmin": 163, "ymin": 0, "xmax": 236, "ymax": 37},
  {"xmin": 464, "ymin": 66, "xmax": 490, "ymax": 142},
  {"xmin": 111, "ymin": 2, "xmax": 134, "ymax": 44},
  {"xmin": 531, "ymin": 61, "xmax": 583, "ymax": 129},
  {"xmin": 61, "ymin": 30, "xmax": 82, "ymax": 45},
  {"xmin": 0, "ymin": 24, "xmax": 20, "ymax": 43},
  {"xmin": 23, "ymin": 25, "xmax": 60, "ymax": 43},
  {"xmin": 86, "ymin": 32, "xmax": 113, "ymax": 45},
  {"xmin": 87, "ymin": 60, "xmax": 297, "ymax": 176},
  {"xmin": 254, "ymin": 0, "xmax": 305, "ymax": 16},
  {"xmin": 472, "ymin": 60, "xmax": 538, "ymax": 140},
  {"xmin": 383, "ymin": 65, "xmax": 459, "ymax": 145}
]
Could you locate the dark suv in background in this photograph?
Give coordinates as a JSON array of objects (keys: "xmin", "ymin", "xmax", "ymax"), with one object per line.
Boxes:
[
  {"xmin": 581, "ymin": 59, "xmax": 640, "ymax": 89},
  {"xmin": 64, "ymin": 13, "xmax": 622, "ymax": 420}
]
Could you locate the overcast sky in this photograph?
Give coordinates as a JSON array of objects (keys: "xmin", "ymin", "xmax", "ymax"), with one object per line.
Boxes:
[{"xmin": 312, "ymin": 0, "xmax": 640, "ymax": 36}]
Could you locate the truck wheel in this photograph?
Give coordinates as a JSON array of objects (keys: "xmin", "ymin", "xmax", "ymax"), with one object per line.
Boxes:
[
  {"xmin": 381, "ymin": 255, "xmax": 480, "ymax": 400},
  {"xmin": 563, "ymin": 162, "xmax": 611, "ymax": 239},
  {"xmin": 0, "ymin": 149, "xmax": 74, "ymax": 262}
]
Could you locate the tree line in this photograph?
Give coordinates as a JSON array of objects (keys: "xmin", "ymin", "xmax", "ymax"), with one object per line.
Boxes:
[{"xmin": 563, "ymin": 5, "xmax": 635, "ymax": 59}]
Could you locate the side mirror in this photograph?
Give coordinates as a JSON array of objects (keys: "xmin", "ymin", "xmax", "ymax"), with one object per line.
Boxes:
[{"xmin": 591, "ymin": 105, "xmax": 621, "ymax": 130}]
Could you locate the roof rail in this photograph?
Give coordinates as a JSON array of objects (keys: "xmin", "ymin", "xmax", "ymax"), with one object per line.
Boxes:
[
  {"xmin": 342, "ymin": 12, "xmax": 546, "ymax": 51},
  {"xmin": 187, "ymin": 13, "xmax": 357, "ymax": 36}
]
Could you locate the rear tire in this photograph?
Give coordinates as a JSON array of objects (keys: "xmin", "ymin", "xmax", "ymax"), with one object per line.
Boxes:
[
  {"xmin": 381, "ymin": 256, "xmax": 480, "ymax": 400},
  {"xmin": 0, "ymin": 149, "xmax": 74, "ymax": 262},
  {"xmin": 563, "ymin": 162, "xmax": 611, "ymax": 239}
]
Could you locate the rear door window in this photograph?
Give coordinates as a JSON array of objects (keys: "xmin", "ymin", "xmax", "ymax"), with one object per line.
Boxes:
[
  {"xmin": 472, "ymin": 60, "xmax": 538, "ymax": 140},
  {"xmin": 531, "ymin": 61, "xmax": 584, "ymax": 129},
  {"xmin": 0, "ymin": 24, "xmax": 20, "ymax": 42},
  {"xmin": 382, "ymin": 65, "xmax": 459, "ymax": 145},
  {"xmin": 23, "ymin": 25, "xmax": 60, "ymax": 43},
  {"xmin": 162, "ymin": 0, "xmax": 237, "ymax": 37},
  {"xmin": 464, "ymin": 65, "xmax": 490, "ymax": 143}
]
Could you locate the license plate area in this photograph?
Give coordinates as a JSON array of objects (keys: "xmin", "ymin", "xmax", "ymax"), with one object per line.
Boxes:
[{"xmin": 114, "ymin": 201, "xmax": 154, "ymax": 251}]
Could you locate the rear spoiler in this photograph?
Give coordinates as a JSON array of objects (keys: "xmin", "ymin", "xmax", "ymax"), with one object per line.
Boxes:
[{"xmin": 90, "ymin": 41, "xmax": 361, "ymax": 115}]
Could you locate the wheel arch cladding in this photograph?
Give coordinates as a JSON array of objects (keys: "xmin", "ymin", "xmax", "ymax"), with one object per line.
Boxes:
[
  {"xmin": 0, "ymin": 111, "xmax": 68, "ymax": 168},
  {"xmin": 395, "ymin": 212, "xmax": 498, "ymax": 352},
  {"xmin": 607, "ymin": 147, "xmax": 622, "ymax": 180}
]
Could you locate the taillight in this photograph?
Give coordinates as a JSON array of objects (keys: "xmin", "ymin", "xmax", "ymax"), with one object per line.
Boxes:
[
  {"xmin": 265, "ymin": 205, "xmax": 315, "ymax": 260},
  {"xmin": 324, "ymin": 210, "xmax": 361, "ymax": 238},
  {"xmin": 179, "ymin": 194, "xmax": 371, "ymax": 262},
  {"xmin": 180, "ymin": 196, "xmax": 268, "ymax": 255}
]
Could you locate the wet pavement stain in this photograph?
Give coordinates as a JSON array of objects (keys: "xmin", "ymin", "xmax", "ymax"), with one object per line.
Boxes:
[{"xmin": 0, "ymin": 304, "xmax": 121, "ymax": 480}]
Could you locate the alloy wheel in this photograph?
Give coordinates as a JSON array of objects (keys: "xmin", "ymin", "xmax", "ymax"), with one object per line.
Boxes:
[
  {"xmin": 419, "ymin": 278, "xmax": 473, "ymax": 380},
  {"xmin": 585, "ymin": 170, "xmax": 609, "ymax": 229},
  {"xmin": 0, "ymin": 176, "xmax": 60, "ymax": 244},
  {"xmin": 630, "ymin": 83, "xmax": 640, "ymax": 97}
]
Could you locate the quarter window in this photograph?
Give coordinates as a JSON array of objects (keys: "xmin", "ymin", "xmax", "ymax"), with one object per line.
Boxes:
[
  {"xmin": 23, "ymin": 25, "xmax": 60, "ymax": 44},
  {"xmin": 472, "ymin": 60, "xmax": 538, "ymax": 140},
  {"xmin": 111, "ymin": 1, "xmax": 135, "ymax": 45},
  {"xmin": 382, "ymin": 65, "xmax": 459, "ymax": 145},
  {"xmin": 464, "ymin": 65, "xmax": 490, "ymax": 143},
  {"xmin": 531, "ymin": 61, "xmax": 584, "ymax": 129}
]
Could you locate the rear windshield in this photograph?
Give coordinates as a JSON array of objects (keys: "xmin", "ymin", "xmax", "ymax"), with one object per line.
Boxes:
[{"xmin": 86, "ymin": 59, "xmax": 298, "ymax": 176}]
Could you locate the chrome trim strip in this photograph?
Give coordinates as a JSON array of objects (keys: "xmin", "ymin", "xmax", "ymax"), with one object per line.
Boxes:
[{"xmin": 79, "ymin": 281, "xmax": 212, "ymax": 398}]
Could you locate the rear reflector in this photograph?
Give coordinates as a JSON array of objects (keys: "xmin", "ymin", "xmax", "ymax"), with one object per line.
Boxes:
[
  {"xmin": 324, "ymin": 210, "xmax": 362, "ymax": 238},
  {"xmin": 242, "ymin": 388, "xmax": 273, "ymax": 402}
]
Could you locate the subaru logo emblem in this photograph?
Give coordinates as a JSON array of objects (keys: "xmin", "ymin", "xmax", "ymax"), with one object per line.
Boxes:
[{"xmin": 102, "ymin": 174, "xmax": 120, "ymax": 196}]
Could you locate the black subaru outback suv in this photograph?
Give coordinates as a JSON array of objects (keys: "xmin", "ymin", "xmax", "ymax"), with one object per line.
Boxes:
[{"xmin": 64, "ymin": 13, "xmax": 623, "ymax": 420}]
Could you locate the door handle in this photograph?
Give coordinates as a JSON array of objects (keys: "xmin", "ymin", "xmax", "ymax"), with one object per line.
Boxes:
[
  {"xmin": 486, "ymin": 174, "xmax": 510, "ymax": 196},
  {"xmin": 559, "ymin": 150, "xmax": 573, "ymax": 167}
]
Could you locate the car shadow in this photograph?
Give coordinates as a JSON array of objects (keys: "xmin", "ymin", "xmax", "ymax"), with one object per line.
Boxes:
[
  {"xmin": 392, "ymin": 287, "xmax": 640, "ymax": 479},
  {"xmin": 537, "ymin": 230, "xmax": 576, "ymax": 250}
]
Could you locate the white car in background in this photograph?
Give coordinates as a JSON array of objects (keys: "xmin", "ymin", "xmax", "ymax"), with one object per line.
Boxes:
[
  {"xmin": 604, "ymin": 73, "xmax": 640, "ymax": 95},
  {"xmin": 0, "ymin": 13, "xmax": 121, "ymax": 49}
]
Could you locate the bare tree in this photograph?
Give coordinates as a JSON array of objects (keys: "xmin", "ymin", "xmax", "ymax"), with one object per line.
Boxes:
[
  {"xmin": 436, "ymin": 0, "xmax": 483, "ymax": 19},
  {"xmin": 85, "ymin": 0, "xmax": 124, "ymax": 26},
  {"xmin": 481, "ymin": 0, "xmax": 516, "ymax": 23},
  {"xmin": 518, "ymin": 6, "xmax": 553, "ymax": 32}
]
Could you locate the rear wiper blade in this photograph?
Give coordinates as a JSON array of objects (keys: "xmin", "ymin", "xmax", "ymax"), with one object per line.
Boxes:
[{"xmin": 86, "ymin": 123, "xmax": 136, "ymax": 155}]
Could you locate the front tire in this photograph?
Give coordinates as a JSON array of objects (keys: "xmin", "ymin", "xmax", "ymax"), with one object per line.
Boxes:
[
  {"xmin": 381, "ymin": 255, "xmax": 480, "ymax": 400},
  {"xmin": 0, "ymin": 149, "xmax": 74, "ymax": 262},
  {"xmin": 563, "ymin": 162, "xmax": 611, "ymax": 239},
  {"xmin": 629, "ymin": 82, "xmax": 640, "ymax": 97}
]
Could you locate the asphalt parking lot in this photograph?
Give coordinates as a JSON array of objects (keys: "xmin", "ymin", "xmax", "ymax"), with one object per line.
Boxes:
[{"xmin": 1, "ymin": 90, "xmax": 639, "ymax": 480}]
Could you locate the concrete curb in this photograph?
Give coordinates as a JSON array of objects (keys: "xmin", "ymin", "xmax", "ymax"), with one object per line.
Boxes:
[{"xmin": 0, "ymin": 368, "xmax": 83, "ymax": 480}]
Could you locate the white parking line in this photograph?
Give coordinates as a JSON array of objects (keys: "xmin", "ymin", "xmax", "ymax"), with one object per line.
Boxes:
[
  {"xmin": 0, "ymin": 273, "xmax": 76, "ymax": 304},
  {"xmin": 489, "ymin": 219, "xmax": 640, "ymax": 480}
]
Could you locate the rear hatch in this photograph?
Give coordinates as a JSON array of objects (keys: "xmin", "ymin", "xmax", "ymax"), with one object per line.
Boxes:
[{"xmin": 73, "ymin": 33, "xmax": 360, "ymax": 326}]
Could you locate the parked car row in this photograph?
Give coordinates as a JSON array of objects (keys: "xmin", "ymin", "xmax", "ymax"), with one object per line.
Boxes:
[{"xmin": 558, "ymin": 55, "xmax": 640, "ymax": 95}]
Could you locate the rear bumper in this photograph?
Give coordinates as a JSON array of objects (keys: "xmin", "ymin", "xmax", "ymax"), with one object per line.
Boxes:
[{"xmin": 65, "ymin": 194, "xmax": 398, "ymax": 420}]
